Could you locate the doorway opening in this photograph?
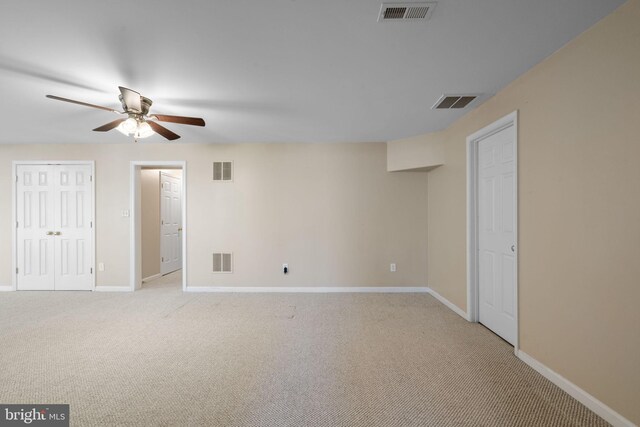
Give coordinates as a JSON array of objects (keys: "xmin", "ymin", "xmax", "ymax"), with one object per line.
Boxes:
[
  {"xmin": 466, "ymin": 111, "xmax": 519, "ymax": 353},
  {"xmin": 130, "ymin": 161, "xmax": 186, "ymax": 291}
]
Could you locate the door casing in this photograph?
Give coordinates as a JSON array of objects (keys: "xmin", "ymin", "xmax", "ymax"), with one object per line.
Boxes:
[
  {"xmin": 12, "ymin": 161, "xmax": 96, "ymax": 291},
  {"xmin": 466, "ymin": 111, "xmax": 519, "ymax": 353}
]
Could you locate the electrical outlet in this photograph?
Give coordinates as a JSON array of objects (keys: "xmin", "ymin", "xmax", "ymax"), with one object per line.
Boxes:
[
  {"xmin": 390, "ymin": 263, "xmax": 397, "ymax": 272},
  {"xmin": 98, "ymin": 262, "xmax": 105, "ymax": 272},
  {"xmin": 283, "ymin": 263, "xmax": 289, "ymax": 274}
]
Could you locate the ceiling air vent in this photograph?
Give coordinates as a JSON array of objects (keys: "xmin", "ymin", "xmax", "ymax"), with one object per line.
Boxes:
[
  {"xmin": 432, "ymin": 94, "xmax": 480, "ymax": 110},
  {"xmin": 378, "ymin": 2, "xmax": 437, "ymax": 22}
]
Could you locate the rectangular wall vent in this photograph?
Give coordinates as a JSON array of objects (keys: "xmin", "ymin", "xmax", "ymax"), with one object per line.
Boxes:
[
  {"xmin": 213, "ymin": 253, "xmax": 233, "ymax": 273},
  {"xmin": 213, "ymin": 161, "xmax": 233, "ymax": 182},
  {"xmin": 378, "ymin": 2, "xmax": 437, "ymax": 22},
  {"xmin": 432, "ymin": 94, "xmax": 480, "ymax": 110}
]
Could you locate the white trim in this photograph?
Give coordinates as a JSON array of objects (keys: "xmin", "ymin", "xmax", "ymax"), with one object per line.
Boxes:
[
  {"xmin": 91, "ymin": 162, "xmax": 96, "ymax": 291},
  {"xmin": 11, "ymin": 163, "xmax": 16, "ymax": 291},
  {"xmin": 426, "ymin": 287, "xmax": 470, "ymax": 320},
  {"xmin": 142, "ymin": 273, "xmax": 162, "ymax": 283},
  {"xmin": 466, "ymin": 139, "xmax": 478, "ymax": 322},
  {"xmin": 12, "ymin": 161, "xmax": 96, "ymax": 292},
  {"xmin": 129, "ymin": 162, "xmax": 137, "ymax": 291},
  {"xmin": 517, "ymin": 350, "xmax": 635, "ymax": 427},
  {"xmin": 130, "ymin": 161, "xmax": 187, "ymax": 292},
  {"xmin": 185, "ymin": 286, "xmax": 429, "ymax": 293},
  {"xmin": 95, "ymin": 286, "xmax": 132, "ymax": 292},
  {"xmin": 466, "ymin": 111, "xmax": 519, "ymax": 353},
  {"xmin": 0, "ymin": 286, "xmax": 14, "ymax": 292}
]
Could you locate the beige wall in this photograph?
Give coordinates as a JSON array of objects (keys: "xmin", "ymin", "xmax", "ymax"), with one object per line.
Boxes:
[
  {"xmin": 141, "ymin": 170, "xmax": 161, "ymax": 279},
  {"xmin": 0, "ymin": 143, "xmax": 428, "ymax": 288},
  {"xmin": 387, "ymin": 132, "xmax": 445, "ymax": 172},
  {"xmin": 390, "ymin": 0, "xmax": 640, "ymax": 423}
]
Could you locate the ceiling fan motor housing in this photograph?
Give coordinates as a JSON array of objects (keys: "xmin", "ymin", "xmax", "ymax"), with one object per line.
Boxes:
[{"xmin": 119, "ymin": 94, "xmax": 153, "ymax": 115}]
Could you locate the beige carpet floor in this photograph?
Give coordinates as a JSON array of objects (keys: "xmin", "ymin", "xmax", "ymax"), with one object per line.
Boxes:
[{"xmin": 0, "ymin": 272, "xmax": 608, "ymax": 426}]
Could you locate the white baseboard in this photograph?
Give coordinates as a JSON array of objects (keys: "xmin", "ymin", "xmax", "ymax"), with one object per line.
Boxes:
[
  {"xmin": 142, "ymin": 274, "xmax": 162, "ymax": 283},
  {"xmin": 0, "ymin": 285, "xmax": 14, "ymax": 292},
  {"xmin": 517, "ymin": 350, "xmax": 634, "ymax": 427},
  {"xmin": 426, "ymin": 287, "xmax": 470, "ymax": 320},
  {"xmin": 94, "ymin": 286, "xmax": 132, "ymax": 292},
  {"xmin": 185, "ymin": 286, "xmax": 429, "ymax": 293}
]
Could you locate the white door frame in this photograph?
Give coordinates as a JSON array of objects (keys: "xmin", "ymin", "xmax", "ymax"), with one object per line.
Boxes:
[
  {"xmin": 11, "ymin": 160, "xmax": 96, "ymax": 292},
  {"xmin": 466, "ymin": 111, "xmax": 519, "ymax": 353},
  {"xmin": 130, "ymin": 161, "xmax": 187, "ymax": 291}
]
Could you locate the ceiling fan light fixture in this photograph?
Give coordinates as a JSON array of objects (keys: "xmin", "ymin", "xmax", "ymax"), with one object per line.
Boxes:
[
  {"xmin": 135, "ymin": 121, "xmax": 154, "ymax": 139},
  {"xmin": 116, "ymin": 117, "xmax": 154, "ymax": 139},
  {"xmin": 118, "ymin": 117, "xmax": 138, "ymax": 135}
]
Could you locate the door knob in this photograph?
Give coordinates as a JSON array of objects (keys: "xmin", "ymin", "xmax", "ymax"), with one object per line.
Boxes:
[
  {"xmin": 54, "ymin": 231, "xmax": 61, "ymax": 236},
  {"xmin": 178, "ymin": 228, "xmax": 183, "ymax": 232},
  {"xmin": 511, "ymin": 245, "xmax": 515, "ymax": 252},
  {"xmin": 46, "ymin": 231, "xmax": 54, "ymax": 236}
]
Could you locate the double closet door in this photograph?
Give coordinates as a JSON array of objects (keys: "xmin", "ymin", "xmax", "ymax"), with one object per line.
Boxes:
[{"xmin": 16, "ymin": 164, "xmax": 93, "ymax": 291}]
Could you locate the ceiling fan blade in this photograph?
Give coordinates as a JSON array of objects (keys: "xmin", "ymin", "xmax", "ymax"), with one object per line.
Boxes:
[
  {"xmin": 46, "ymin": 95, "xmax": 120, "ymax": 113},
  {"xmin": 93, "ymin": 118, "xmax": 126, "ymax": 132},
  {"xmin": 119, "ymin": 86, "xmax": 142, "ymax": 112},
  {"xmin": 151, "ymin": 114, "xmax": 206, "ymax": 127},
  {"xmin": 148, "ymin": 121, "xmax": 181, "ymax": 141}
]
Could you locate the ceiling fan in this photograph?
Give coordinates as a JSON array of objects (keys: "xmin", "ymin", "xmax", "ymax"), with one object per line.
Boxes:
[{"xmin": 46, "ymin": 86, "xmax": 205, "ymax": 141}]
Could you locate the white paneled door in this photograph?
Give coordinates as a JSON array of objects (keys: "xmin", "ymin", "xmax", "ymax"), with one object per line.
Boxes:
[
  {"xmin": 16, "ymin": 164, "xmax": 93, "ymax": 291},
  {"xmin": 16, "ymin": 165, "xmax": 55, "ymax": 290},
  {"xmin": 160, "ymin": 172, "xmax": 182, "ymax": 275},
  {"xmin": 477, "ymin": 125, "xmax": 517, "ymax": 345}
]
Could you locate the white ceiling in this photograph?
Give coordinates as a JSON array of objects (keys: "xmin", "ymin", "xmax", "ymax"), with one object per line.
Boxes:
[{"xmin": 0, "ymin": 0, "xmax": 624, "ymax": 144}]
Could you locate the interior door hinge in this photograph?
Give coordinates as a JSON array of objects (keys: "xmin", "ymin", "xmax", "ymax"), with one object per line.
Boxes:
[
  {"xmin": 16, "ymin": 267, "xmax": 18, "ymax": 274},
  {"xmin": 90, "ymin": 221, "xmax": 93, "ymax": 228},
  {"xmin": 16, "ymin": 221, "xmax": 19, "ymax": 228},
  {"xmin": 161, "ymin": 257, "xmax": 164, "ymax": 262},
  {"xmin": 90, "ymin": 268, "xmax": 93, "ymax": 274},
  {"xmin": 90, "ymin": 175, "xmax": 93, "ymax": 182},
  {"xmin": 15, "ymin": 175, "xmax": 18, "ymax": 183}
]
